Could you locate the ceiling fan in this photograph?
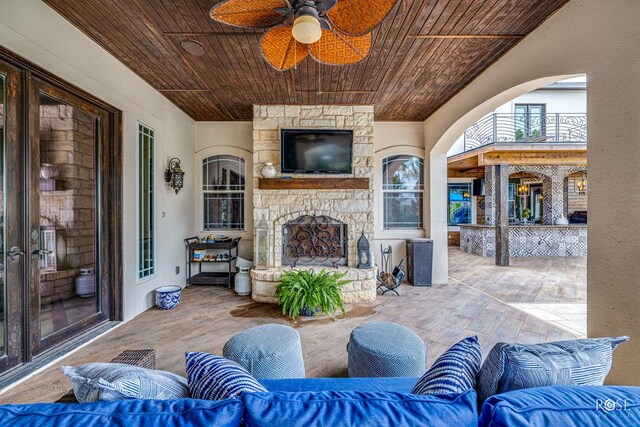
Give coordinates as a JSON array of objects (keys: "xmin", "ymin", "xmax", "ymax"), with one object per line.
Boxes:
[{"xmin": 209, "ymin": 0, "xmax": 398, "ymax": 71}]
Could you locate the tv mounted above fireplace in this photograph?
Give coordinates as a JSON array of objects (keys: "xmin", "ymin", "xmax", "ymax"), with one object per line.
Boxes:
[{"xmin": 280, "ymin": 129, "xmax": 353, "ymax": 174}]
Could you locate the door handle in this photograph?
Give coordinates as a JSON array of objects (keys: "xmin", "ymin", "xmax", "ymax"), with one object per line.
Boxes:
[
  {"xmin": 32, "ymin": 249, "xmax": 53, "ymax": 256},
  {"xmin": 8, "ymin": 246, "xmax": 25, "ymax": 262}
]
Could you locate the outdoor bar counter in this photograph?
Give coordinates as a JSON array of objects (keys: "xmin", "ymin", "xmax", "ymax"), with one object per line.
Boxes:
[{"xmin": 459, "ymin": 224, "xmax": 587, "ymax": 257}]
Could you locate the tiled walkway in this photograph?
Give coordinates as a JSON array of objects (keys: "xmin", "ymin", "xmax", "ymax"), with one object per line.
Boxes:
[{"xmin": 0, "ymin": 248, "xmax": 586, "ymax": 403}]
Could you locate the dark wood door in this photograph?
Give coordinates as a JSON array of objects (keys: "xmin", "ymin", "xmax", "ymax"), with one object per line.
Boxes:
[
  {"xmin": 0, "ymin": 59, "xmax": 25, "ymax": 374},
  {"xmin": 27, "ymin": 77, "xmax": 110, "ymax": 355}
]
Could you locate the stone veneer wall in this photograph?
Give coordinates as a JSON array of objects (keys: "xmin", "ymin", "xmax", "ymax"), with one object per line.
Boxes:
[{"xmin": 252, "ymin": 105, "xmax": 375, "ymax": 269}]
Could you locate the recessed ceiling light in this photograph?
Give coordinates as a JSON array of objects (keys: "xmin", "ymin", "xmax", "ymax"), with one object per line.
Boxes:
[{"xmin": 181, "ymin": 40, "xmax": 205, "ymax": 56}]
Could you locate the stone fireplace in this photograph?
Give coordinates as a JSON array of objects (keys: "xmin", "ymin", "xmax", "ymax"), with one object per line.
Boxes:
[{"xmin": 250, "ymin": 105, "xmax": 377, "ymax": 304}]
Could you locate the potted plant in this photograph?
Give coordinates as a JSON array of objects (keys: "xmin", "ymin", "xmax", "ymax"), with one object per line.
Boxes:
[{"xmin": 274, "ymin": 269, "xmax": 349, "ymax": 320}]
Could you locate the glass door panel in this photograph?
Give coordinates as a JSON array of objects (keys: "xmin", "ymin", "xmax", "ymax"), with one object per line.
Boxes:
[
  {"xmin": 38, "ymin": 93, "xmax": 99, "ymax": 339},
  {"xmin": 29, "ymin": 78, "xmax": 106, "ymax": 355}
]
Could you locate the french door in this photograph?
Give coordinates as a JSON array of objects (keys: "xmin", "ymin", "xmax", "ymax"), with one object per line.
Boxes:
[
  {"xmin": 0, "ymin": 53, "xmax": 120, "ymax": 378},
  {"xmin": 0, "ymin": 58, "xmax": 25, "ymax": 373},
  {"xmin": 27, "ymin": 77, "xmax": 111, "ymax": 355}
]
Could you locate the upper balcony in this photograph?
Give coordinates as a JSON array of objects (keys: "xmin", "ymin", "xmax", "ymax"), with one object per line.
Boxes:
[{"xmin": 463, "ymin": 113, "xmax": 587, "ymax": 152}]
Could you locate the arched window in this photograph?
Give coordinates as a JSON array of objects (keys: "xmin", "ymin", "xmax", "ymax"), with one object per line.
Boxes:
[
  {"xmin": 382, "ymin": 155, "xmax": 424, "ymax": 229},
  {"xmin": 202, "ymin": 155, "xmax": 245, "ymax": 230}
]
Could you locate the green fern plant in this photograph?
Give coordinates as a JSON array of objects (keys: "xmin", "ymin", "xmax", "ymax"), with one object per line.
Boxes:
[{"xmin": 274, "ymin": 269, "xmax": 349, "ymax": 320}]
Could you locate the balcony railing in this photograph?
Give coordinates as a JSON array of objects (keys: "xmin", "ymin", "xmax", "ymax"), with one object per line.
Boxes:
[{"xmin": 463, "ymin": 113, "xmax": 587, "ymax": 152}]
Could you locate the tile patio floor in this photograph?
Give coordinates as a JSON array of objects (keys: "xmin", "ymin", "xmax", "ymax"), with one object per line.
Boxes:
[{"xmin": 0, "ymin": 248, "xmax": 586, "ymax": 404}]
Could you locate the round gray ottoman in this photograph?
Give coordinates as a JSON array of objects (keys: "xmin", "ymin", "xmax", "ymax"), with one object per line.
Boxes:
[
  {"xmin": 347, "ymin": 322, "xmax": 426, "ymax": 377},
  {"xmin": 223, "ymin": 323, "xmax": 305, "ymax": 379}
]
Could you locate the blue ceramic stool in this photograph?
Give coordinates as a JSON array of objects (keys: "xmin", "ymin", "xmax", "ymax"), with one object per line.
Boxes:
[
  {"xmin": 347, "ymin": 322, "xmax": 426, "ymax": 377},
  {"xmin": 223, "ymin": 324, "xmax": 305, "ymax": 379}
]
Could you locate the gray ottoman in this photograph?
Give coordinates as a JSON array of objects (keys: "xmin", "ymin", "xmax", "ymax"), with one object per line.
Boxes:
[
  {"xmin": 347, "ymin": 322, "xmax": 426, "ymax": 377},
  {"xmin": 223, "ymin": 323, "xmax": 305, "ymax": 379}
]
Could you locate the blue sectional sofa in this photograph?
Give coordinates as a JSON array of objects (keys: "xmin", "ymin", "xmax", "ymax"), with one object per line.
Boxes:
[{"xmin": 1, "ymin": 377, "xmax": 639, "ymax": 426}]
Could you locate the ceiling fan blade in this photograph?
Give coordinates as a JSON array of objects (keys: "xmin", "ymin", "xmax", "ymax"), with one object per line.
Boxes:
[
  {"xmin": 316, "ymin": 0, "xmax": 338, "ymax": 13},
  {"xmin": 308, "ymin": 30, "xmax": 371, "ymax": 66},
  {"xmin": 261, "ymin": 26, "xmax": 309, "ymax": 71},
  {"xmin": 327, "ymin": 0, "xmax": 398, "ymax": 36},
  {"xmin": 210, "ymin": 0, "xmax": 290, "ymax": 28}
]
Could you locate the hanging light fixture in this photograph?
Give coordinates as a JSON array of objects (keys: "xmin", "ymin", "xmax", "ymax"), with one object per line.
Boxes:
[
  {"xmin": 576, "ymin": 177, "xmax": 587, "ymax": 194},
  {"xmin": 164, "ymin": 158, "xmax": 185, "ymax": 194},
  {"xmin": 517, "ymin": 183, "xmax": 530, "ymax": 197},
  {"xmin": 292, "ymin": 5, "xmax": 322, "ymax": 44}
]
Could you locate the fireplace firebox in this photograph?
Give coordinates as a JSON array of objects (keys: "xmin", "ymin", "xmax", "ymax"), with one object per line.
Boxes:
[{"xmin": 282, "ymin": 215, "xmax": 347, "ymax": 267}]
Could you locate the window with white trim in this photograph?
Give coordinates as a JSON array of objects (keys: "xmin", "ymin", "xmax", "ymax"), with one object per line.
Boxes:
[
  {"xmin": 202, "ymin": 155, "xmax": 245, "ymax": 230},
  {"xmin": 382, "ymin": 155, "xmax": 424, "ymax": 229},
  {"xmin": 137, "ymin": 123, "xmax": 155, "ymax": 279}
]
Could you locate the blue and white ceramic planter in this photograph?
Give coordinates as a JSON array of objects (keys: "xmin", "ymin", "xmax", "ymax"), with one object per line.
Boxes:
[
  {"xmin": 155, "ymin": 285, "xmax": 182, "ymax": 310},
  {"xmin": 300, "ymin": 306, "xmax": 317, "ymax": 317}
]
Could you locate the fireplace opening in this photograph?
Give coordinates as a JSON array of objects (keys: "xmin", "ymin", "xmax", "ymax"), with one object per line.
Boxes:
[{"xmin": 282, "ymin": 215, "xmax": 347, "ymax": 267}]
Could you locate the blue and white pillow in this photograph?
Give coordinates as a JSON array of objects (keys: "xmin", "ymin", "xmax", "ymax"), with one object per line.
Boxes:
[
  {"xmin": 411, "ymin": 336, "xmax": 482, "ymax": 396},
  {"xmin": 61, "ymin": 363, "xmax": 190, "ymax": 403},
  {"xmin": 185, "ymin": 352, "xmax": 267, "ymax": 400},
  {"xmin": 477, "ymin": 336, "xmax": 629, "ymax": 403}
]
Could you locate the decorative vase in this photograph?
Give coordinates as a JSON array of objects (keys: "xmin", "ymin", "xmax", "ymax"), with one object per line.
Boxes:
[
  {"xmin": 155, "ymin": 285, "xmax": 182, "ymax": 310},
  {"xmin": 40, "ymin": 163, "xmax": 59, "ymax": 180},
  {"xmin": 555, "ymin": 214, "xmax": 569, "ymax": 225},
  {"xmin": 261, "ymin": 162, "xmax": 276, "ymax": 178},
  {"xmin": 234, "ymin": 267, "xmax": 251, "ymax": 296}
]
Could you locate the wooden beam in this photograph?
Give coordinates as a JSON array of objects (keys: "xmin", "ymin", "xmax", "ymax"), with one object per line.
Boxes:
[
  {"xmin": 447, "ymin": 168, "xmax": 485, "ymax": 178},
  {"xmin": 408, "ymin": 34, "xmax": 524, "ymax": 40},
  {"xmin": 495, "ymin": 164, "xmax": 510, "ymax": 267},
  {"xmin": 258, "ymin": 178, "xmax": 369, "ymax": 190},
  {"xmin": 482, "ymin": 151, "xmax": 587, "ymax": 166}
]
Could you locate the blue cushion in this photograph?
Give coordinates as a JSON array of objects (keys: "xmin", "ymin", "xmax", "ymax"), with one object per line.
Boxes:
[
  {"xmin": 347, "ymin": 322, "xmax": 426, "ymax": 377},
  {"xmin": 242, "ymin": 389, "xmax": 478, "ymax": 427},
  {"xmin": 260, "ymin": 377, "xmax": 418, "ymax": 393},
  {"xmin": 0, "ymin": 398, "xmax": 243, "ymax": 427},
  {"xmin": 185, "ymin": 352, "xmax": 267, "ymax": 400},
  {"xmin": 61, "ymin": 363, "xmax": 189, "ymax": 402},
  {"xmin": 223, "ymin": 324, "xmax": 305, "ymax": 379},
  {"xmin": 477, "ymin": 336, "xmax": 629, "ymax": 403},
  {"xmin": 479, "ymin": 386, "xmax": 640, "ymax": 427},
  {"xmin": 412, "ymin": 336, "xmax": 482, "ymax": 395}
]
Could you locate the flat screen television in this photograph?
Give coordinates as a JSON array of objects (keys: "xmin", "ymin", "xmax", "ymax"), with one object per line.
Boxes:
[{"xmin": 281, "ymin": 129, "xmax": 353, "ymax": 174}]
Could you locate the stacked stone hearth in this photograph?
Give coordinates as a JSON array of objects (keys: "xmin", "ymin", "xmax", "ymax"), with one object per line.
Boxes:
[{"xmin": 251, "ymin": 105, "xmax": 377, "ymax": 304}]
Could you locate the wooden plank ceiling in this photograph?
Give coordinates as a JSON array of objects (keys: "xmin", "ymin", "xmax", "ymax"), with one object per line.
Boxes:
[{"xmin": 43, "ymin": 0, "xmax": 569, "ymax": 121}]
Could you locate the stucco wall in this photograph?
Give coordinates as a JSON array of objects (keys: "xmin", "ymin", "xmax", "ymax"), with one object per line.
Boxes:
[
  {"xmin": 0, "ymin": 0, "xmax": 196, "ymax": 321},
  {"xmin": 424, "ymin": 0, "xmax": 640, "ymax": 383}
]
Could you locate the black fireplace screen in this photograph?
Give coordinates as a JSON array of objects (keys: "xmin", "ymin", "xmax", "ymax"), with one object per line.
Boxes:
[{"xmin": 282, "ymin": 215, "xmax": 347, "ymax": 267}]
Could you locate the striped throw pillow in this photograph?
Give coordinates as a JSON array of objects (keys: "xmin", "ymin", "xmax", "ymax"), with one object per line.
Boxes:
[
  {"xmin": 411, "ymin": 336, "xmax": 482, "ymax": 396},
  {"xmin": 477, "ymin": 336, "xmax": 629, "ymax": 404},
  {"xmin": 185, "ymin": 352, "xmax": 267, "ymax": 400},
  {"xmin": 61, "ymin": 363, "xmax": 189, "ymax": 402}
]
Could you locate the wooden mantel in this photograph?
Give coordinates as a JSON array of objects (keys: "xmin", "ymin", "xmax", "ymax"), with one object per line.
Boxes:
[{"xmin": 258, "ymin": 178, "xmax": 369, "ymax": 190}]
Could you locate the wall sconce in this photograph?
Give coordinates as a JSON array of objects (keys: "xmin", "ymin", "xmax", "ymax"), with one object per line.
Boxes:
[
  {"xmin": 517, "ymin": 183, "xmax": 530, "ymax": 197},
  {"xmin": 164, "ymin": 157, "xmax": 185, "ymax": 194},
  {"xmin": 576, "ymin": 177, "xmax": 587, "ymax": 194}
]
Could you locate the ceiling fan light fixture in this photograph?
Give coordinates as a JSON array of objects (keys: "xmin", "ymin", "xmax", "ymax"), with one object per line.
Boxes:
[{"xmin": 292, "ymin": 14, "xmax": 322, "ymax": 44}]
